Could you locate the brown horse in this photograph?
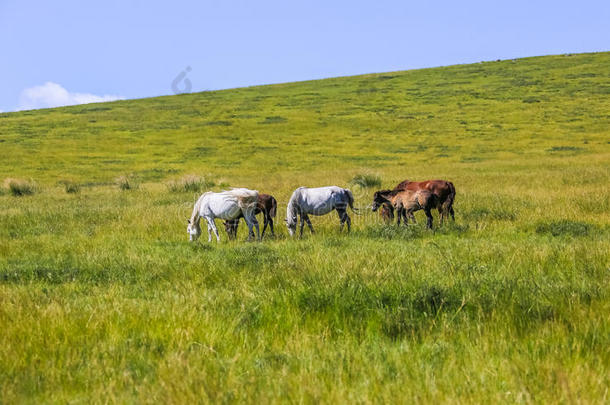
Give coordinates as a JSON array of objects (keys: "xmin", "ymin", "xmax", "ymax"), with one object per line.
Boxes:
[
  {"xmin": 372, "ymin": 189, "xmax": 438, "ymax": 229},
  {"xmin": 224, "ymin": 193, "xmax": 277, "ymax": 239},
  {"xmin": 380, "ymin": 179, "xmax": 455, "ymax": 224}
]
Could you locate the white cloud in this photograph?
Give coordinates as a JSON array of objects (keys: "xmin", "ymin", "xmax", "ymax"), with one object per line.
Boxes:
[{"xmin": 18, "ymin": 82, "xmax": 123, "ymax": 111}]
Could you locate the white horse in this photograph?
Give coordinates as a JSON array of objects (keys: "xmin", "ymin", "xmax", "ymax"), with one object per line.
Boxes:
[
  {"xmin": 187, "ymin": 188, "xmax": 260, "ymax": 242},
  {"xmin": 285, "ymin": 186, "xmax": 358, "ymax": 237}
]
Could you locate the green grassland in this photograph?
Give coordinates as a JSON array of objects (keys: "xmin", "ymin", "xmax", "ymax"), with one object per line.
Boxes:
[{"xmin": 1, "ymin": 52, "xmax": 609, "ymax": 403}]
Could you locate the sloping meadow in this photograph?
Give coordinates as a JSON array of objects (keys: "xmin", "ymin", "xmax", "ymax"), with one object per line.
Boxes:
[{"xmin": 0, "ymin": 53, "xmax": 609, "ymax": 402}]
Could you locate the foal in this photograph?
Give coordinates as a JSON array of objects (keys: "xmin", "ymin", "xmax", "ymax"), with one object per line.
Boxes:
[
  {"xmin": 380, "ymin": 179, "xmax": 456, "ymax": 225},
  {"xmin": 224, "ymin": 193, "xmax": 277, "ymax": 239},
  {"xmin": 372, "ymin": 189, "xmax": 437, "ymax": 229}
]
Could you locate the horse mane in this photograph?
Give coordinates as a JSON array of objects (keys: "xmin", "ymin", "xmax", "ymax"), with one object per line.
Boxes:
[
  {"xmin": 286, "ymin": 189, "xmax": 300, "ymax": 225},
  {"xmin": 189, "ymin": 195, "xmax": 204, "ymax": 224},
  {"xmin": 377, "ymin": 189, "xmax": 401, "ymax": 197}
]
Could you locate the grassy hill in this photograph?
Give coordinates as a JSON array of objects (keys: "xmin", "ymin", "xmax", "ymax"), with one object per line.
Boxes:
[
  {"xmin": 1, "ymin": 52, "xmax": 609, "ymax": 183},
  {"xmin": 0, "ymin": 52, "xmax": 609, "ymax": 403}
]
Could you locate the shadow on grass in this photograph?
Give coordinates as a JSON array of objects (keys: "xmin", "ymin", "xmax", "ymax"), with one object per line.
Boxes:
[
  {"xmin": 216, "ymin": 244, "xmax": 280, "ymax": 268},
  {"xmin": 360, "ymin": 224, "xmax": 427, "ymax": 240},
  {"xmin": 291, "ymin": 273, "xmax": 579, "ymax": 341},
  {"xmin": 535, "ymin": 220, "xmax": 597, "ymax": 237},
  {"xmin": 463, "ymin": 207, "xmax": 517, "ymax": 221},
  {"xmin": 360, "ymin": 223, "xmax": 469, "ymax": 240}
]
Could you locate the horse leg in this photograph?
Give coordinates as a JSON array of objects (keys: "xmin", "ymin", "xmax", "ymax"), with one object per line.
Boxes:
[
  {"xmin": 243, "ymin": 216, "xmax": 254, "ymax": 241},
  {"xmin": 246, "ymin": 218, "xmax": 254, "ymax": 240},
  {"xmin": 402, "ymin": 209, "xmax": 410, "ymax": 226},
  {"xmin": 269, "ymin": 217, "xmax": 275, "ymax": 236},
  {"xmin": 409, "ymin": 210, "xmax": 416, "ymax": 224},
  {"xmin": 299, "ymin": 214, "xmax": 305, "ymax": 237},
  {"xmin": 304, "ymin": 214, "xmax": 315, "ymax": 234},
  {"xmin": 385, "ymin": 203, "xmax": 395, "ymax": 223},
  {"xmin": 228, "ymin": 220, "xmax": 238, "ymax": 239},
  {"xmin": 245, "ymin": 214, "xmax": 260, "ymax": 241},
  {"xmin": 450, "ymin": 206, "xmax": 455, "ymax": 221},
  {"xmin": 339, "ymin": 206, "xmax": 351, "ymax": 233},
  {"xmin": 337, "ymin": 208, "xmax": 346, "ymax": 232},
  {"xmin": 207, "ymin": 218, "xmax": 220, "ymax": 242},
  {"xmin": 226, "ymin": 222, "xmax": 233, "ymax": 240},
  {"xmin": 344, "ymin": 212, "xmax": 351, "ymax": 233},
  {"xmin": 242, "ymin": 217, "xmax": 252, "ymax": 240},
  {"xmin": 261, "ymin": 214, "xmax": 269, "ymax": 239},
  {"xmin": 233, "ymin": 220, "xmax": 240, "ymax": 239},
  {"xmin": 425, "ymin": 208, "xmax": 433, "ymax": 229},
  {"xmin": 396, "ymin": 207, "xmax": 402, "ymax": 226},
  {"xmin": 206, "ymin": 221, "xmax": 213, "ymax": 242}
]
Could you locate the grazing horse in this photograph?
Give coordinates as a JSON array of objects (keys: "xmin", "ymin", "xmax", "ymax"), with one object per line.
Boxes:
[
  {"xmin": 380, "ymin": 179, "xmax": 455, "ymax": 224},
  {"xmin": 223, "ymin": 193, "xmax": 277, "ymax": 240},
  {"xmin": 372, "ymin": 189, "xmax": 437, "ymax": 229},
  {"xmin": 187, "ymin": 188, "xmax": 260, "ymax": 242},
  {"xmin": 285, "ymin": 186, "xmax": 358, "ymax": 237}
]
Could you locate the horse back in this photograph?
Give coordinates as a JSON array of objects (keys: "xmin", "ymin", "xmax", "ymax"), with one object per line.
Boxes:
[
  {"xmin": 391, "ymin": 188, "xmax": 417, "ymax": 208},
  {"xmin": 416, "ymin": 189, "xmax": 438, "ymax": 209},
  {"xmin": 396, "ymin": 179, "xmax": 452, "ymax": 204},
  {"xmin": 295, "ymin": 186, "xmax": 343, "ymax": 215},
  {"xmin": 394, "ymin": 179, "xmax": 411, "ymax": 190},
  {"xmin": 392, "ymin": 188, "xmax": 436, "ymax": 210}
]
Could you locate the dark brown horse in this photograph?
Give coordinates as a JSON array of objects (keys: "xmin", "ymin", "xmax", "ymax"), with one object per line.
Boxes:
[
  {"xmin": 380, "ymin": 179, "xmax": 455, "ymax": 224},
  {"xmin": 372, "ymin": 189, "xmax": 438, "ymax": 228},
  {"xmin": 224, "ymin": 193, "xmax": 277, "ymax": 239}
]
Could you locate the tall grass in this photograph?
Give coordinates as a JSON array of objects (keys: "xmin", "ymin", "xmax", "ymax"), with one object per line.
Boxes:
[
  {"xmin": 58, "ymin": 179, "xmax": 80, "ymax": 194},
  {"xmin": 3, "ymin": 178, "xmax": 37, "ymax": 196},
  {"xmin": 166, "ymin": 175, "xmax": 215, "ymax": 193},
  {"xmin": 350, "ymin": 173, "xmax": 382, "ymax": 188},
  {"xmin": 0, "ymin": 52, "xmax": 609, "ymax": 403},
  {"xmin": 116, "ymin": 175, "xmax": 139, "ymax": 191}
]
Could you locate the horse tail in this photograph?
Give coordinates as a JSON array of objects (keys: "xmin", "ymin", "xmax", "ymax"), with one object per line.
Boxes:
[
  {"xmin": 446, "ymin": 181, "xmax": 456, "ymax": 205},
  {"xmin": 444, "ymin": 181, "xmax": 456, "ymax": 214},
  {"xmin": 269, "ymin": 196, "xmax": 277, "ymax": 218},
  {"xmin": 344, "ymin": 188, "xmax": 361, "ymax": 215}
]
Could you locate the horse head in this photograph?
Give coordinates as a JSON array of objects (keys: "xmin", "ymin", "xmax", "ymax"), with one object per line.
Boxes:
[
  {"xmin": 223, "ymin": 219, "xmax": 239, "ymax": 240},
  {"xmin": 371, "ymin": 190, "xmax": 392, "ymax": 212},
  {"xmin": 285, "ymin": 194, "xmax": 299, "ymax": 236},
  {"xmin": 186, "ymin": 218, "xmax": 201, "ymax": 241},
  {"xmin": 285, "ymin": 215, "xmax": 297, "ymax": 236}
]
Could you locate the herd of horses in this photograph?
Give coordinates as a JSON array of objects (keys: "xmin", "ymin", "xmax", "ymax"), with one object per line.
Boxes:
[{"xmin": 187, "ymin": 179, "xmax": 456, "ymax": 242}]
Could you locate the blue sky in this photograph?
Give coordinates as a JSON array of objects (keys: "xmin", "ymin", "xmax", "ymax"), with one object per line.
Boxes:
[{"xmin": 1, "ymin": 0, "xmax": 608, "ymax": 112}]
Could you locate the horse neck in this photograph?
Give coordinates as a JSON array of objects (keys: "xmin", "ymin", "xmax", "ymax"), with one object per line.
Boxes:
[
  {"xmin": 379, "ymin": 190, "xmax": 398, "ymax": 203},
  {"xmin": 286, "ymin": 194, "xmax": 298, "ymax": 223},
  {"xmin": 190, "ymin": 197, "xmax": 203, "ymax": 224}
]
